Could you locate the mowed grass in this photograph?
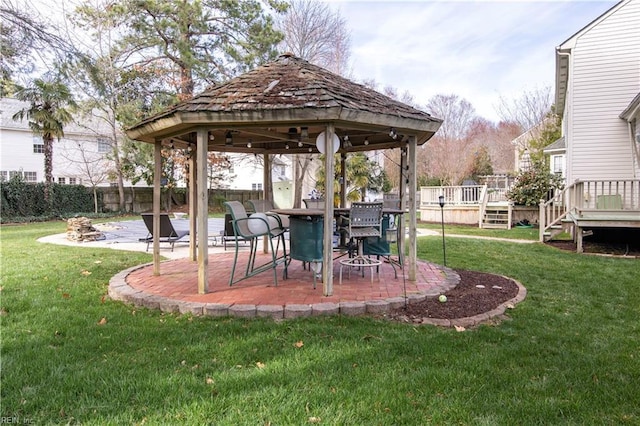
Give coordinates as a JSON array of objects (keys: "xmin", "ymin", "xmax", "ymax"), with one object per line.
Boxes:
[
  {"xmin": 1, "ymin": 221, "xmax": 639, "ymax": 424},
  {"xmin": 418, "ymin": 221, "xmax": 539, "ymax": 240}
]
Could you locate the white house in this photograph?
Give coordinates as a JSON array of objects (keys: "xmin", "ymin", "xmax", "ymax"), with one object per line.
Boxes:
[
  {"xmin": 1, "ymin": 97, "xmax": 293, "ymax": 196},
  {"xmin": 511, "ymin": 117, "xmax": 556, "ymax": 172},
  {"xmin": 555, "ymin": 0, "xmax": 639, "ymax": 182},
  {"xmin": 0, "ymin": 97, "xmax": 134, "ymax": 186},
  {"xmin": 540, "ymin": 0, "xmax": 640, "ymax": 250},
  {"xmin": 543, "ymin": 136, "xmax": 566, "ymax": 179}
]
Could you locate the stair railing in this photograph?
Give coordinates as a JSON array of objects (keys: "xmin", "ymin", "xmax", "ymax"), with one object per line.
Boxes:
[
  {"xmin": 539, "ymin": 183, "xmax": 572, "ymax": 242},
  {"xmin": 478, "ymin": 185, "xmax": 489, "ymax": 228}
]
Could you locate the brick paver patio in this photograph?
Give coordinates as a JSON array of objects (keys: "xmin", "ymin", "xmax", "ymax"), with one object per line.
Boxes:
[{"xmin": 109, "ymin": 251, "xmax": 460, "ymax": 318}]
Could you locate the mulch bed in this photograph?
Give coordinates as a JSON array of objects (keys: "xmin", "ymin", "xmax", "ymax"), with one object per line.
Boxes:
[{"xmin": 385, "ymin": 269, "xmax": 520, "ymax": 321}]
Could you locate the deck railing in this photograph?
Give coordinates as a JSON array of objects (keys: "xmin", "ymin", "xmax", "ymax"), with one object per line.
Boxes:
[
  {"xmin": 420, "ymin": 185, "xmax": 485, "ymax": 207},
  {"xmin": 539, "ymin": 179, "xmax": 640, "ymax": 241}
]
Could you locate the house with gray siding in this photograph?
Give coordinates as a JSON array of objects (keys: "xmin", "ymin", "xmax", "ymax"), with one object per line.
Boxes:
[{"xmin": 541, "ymin": 0, "xmax": 640, "ymax": 251}]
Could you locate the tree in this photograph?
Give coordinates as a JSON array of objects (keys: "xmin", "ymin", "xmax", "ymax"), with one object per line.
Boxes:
[
  {"xmin": 58, "ymin": 140, "xmax": 114, "ymax": 213},
  {"xmin": 422, "ymin": 94, "xmax": 478, "ymax": 185},
  {"xmin": 467, "ymin": 145, "xmax": 494, "ymax": 181},
  {"xmin": 207, "ymin": 153, "xmax": 235, "ymax": 189},
  {"xmin": 315, "ymin": 153, "xmax": 386, "ymax": 205},
  {"xmin": 371, "ymin": 82, "xmax": 421, "ymax": 192},
  {"xmin": 277, "ymin": 0, "xmax": 352, "ymax": 207},
  {"xmin": 278, "ymin": 0, "xmax": 351, "ymax": 76},
  {"xmin": 527, "ymin": 110, "xmax": 562, "ymax": 163},
  {"xmin": 464, "ymin": 118, "xmax": 521, "ymax": 175},
  {"xmin": 63, "ymin": 0, "xmax": 285, "ymax": 206},
  {"xmin": 116, "ymin": 0, "xmax": 287, "ymax": 99},
  {"xmin": 12, "ymin": 77, "xmax": 77, "ymax": 202},
  {"xmin": 62, "ymin": 1, "xmax": 153, "ymax": 212},
  {"xmin": 496, "ymin": 85, "xmax": 553, "ymax": 135},
  {"xmin": 0, "ymin": 0, "xmax": 78, "ymax": 95}
]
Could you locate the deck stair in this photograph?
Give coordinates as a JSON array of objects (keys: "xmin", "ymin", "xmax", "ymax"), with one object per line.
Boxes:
[
  {"xmin": 539, "ymin": 179, "xmax": 640, "ymax": 251},
  {"xmin": 542, "ymin": 224, "xmax": 565, "ymax": 241},
  {"xmin": 481, "ymin": 202, "xmax": 511, "ymax": 229}
]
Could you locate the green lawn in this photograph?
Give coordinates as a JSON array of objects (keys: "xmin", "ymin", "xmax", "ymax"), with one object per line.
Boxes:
[
  {"xmin": 418, "ymin": 221, "xmax": 539, "ymax": 240},
  {"xmin": 1, "ymin": 221, "xmax": 639, "ymax": 424}
]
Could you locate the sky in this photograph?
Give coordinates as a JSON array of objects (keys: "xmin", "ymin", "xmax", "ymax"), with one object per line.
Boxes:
[
  {"xmin": 24, "ymin": 0, "xmax": 619, "ymax": 123},
  {"xmin": 326, "ymin": 0, "xmax": 619, "ymax": 122}
]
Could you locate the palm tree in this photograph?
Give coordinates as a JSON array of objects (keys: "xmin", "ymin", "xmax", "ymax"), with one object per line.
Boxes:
[
  {"xmin": 12, "ymin": 77, "xmax": 77, "ymax": 202},
  {"xmin": 316, "ymin": 153, "xmax": 387, "ymax": 204}
]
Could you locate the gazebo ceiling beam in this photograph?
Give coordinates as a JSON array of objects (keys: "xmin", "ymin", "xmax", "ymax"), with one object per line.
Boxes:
[
  {"xmin": 163, "ymin": 126, "xmax": 429, "ymax": 155},
  {"xmin": 128, "ymin": 108, "xmax": 440, "ymax": 146}
]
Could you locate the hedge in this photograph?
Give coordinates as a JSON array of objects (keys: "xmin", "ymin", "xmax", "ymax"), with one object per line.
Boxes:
[{"xmin": 1, "ymin": 177, "xmax": 95, "ymax": 222}]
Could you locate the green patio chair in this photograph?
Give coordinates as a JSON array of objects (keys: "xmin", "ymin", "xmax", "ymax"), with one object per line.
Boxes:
[
  {"xmin": 248, "ymin": 199, "xmax": 289, "ymax": 229},
  {"xmin": 224, "ymin": 201, "xmax": 288, "ymax": 286}
]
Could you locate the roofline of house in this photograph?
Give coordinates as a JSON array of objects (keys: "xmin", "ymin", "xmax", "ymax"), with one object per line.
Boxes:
[{"xmin": 554, "ymin": 0, "xmax": 628, "ymax": 112}]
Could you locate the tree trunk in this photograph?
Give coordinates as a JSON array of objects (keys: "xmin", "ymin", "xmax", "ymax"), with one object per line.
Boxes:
[
  {"xmin": 293, "ymin": 154, "xmax": 312, "ymax": 208},
  {"xmin": 43, "ymin": 134, "xmax": 54, "ymax": 203},
  {"xmin": 93, "ymin": 186, "xmax": 99, "ymax": 213}
]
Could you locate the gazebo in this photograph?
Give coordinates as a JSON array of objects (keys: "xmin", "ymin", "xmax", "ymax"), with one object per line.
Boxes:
[{"xmin": 126, "ymin": 54, "xmax": 442, "ymax": 296}]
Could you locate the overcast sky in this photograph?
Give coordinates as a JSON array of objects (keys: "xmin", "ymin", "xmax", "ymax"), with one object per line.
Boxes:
[
  {"xmin": 327, "ymin": 0, "xmax": 618, "ymax": 122},
  {"xmin": 27, "ymin": 0, "xmax": 619, "ymax": 122}
]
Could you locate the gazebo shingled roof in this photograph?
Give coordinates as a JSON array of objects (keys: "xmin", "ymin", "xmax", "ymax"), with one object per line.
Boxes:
[
  {"xmin": 126, "ymin": 53, "xmax": 443, "ymax": 297},
  {"xmin": 127, "ymin": 53, "xmax": 442, "ymax": 154}
]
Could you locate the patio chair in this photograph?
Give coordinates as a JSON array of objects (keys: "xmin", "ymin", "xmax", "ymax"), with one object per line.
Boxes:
[
  {"xmin": 140, "ymin": 213, "xmax": 190, "ymax": 252},
  {"xmin": 363, "ymin": 212, "xmax": 401, "ymax": 278},
  {"xmin": 248, "ymin": 199, "xmax": 289, "ymax": 229},
  {"xmin": 338, "ymin": 202, "xmax": 384, "ymax": 283},
  {"xmin": 224, "ymin": 201, "xmax": 289, "ymax": 286}
]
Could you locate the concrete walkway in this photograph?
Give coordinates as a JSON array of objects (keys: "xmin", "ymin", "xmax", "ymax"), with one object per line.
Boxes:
[{"xmin": 38, "ymin": 219, "xmax": 455, "ymax": 260}]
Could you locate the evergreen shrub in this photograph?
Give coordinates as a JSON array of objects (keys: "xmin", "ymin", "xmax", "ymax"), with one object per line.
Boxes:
[{"xmin": 1, "ymin": 176, "xmax": 94, "ymax": 222}]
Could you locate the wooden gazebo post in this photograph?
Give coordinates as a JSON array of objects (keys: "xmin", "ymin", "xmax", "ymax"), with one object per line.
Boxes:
[
  {"xmin": 262, "ymin": 153, "xmax": 271, "ymax": 253},
  {"xmin": 189, "ymin": 147, "xmax": 197, "ymax": 261},
  {"xmin": 407, "ymin": 135, "xmax": 418, "ymax": 281},
  {"xmin": 152, "ymin": 140, "xmax": 162, "ymax": 275},
  {"xmin": 196, "ymin": 129, "xmax": 209, "ymax": 293},
  {"xmin": 322, "ymin": 124, "xmax": 336, "ymax": 296},
  {"xmin": 399, "ymin": 143, "xmax": 408, "ymax": 268}
]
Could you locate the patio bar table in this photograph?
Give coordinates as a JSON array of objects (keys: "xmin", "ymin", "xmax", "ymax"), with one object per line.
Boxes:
[{"xmin": 272, "ymin": 207, "xmax": 406, "ymax": 286}]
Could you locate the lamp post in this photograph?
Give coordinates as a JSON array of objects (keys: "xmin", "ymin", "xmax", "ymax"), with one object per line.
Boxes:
[{"xmin": 438, "ymin": 195, "xmax": 446, "ymax": 266}]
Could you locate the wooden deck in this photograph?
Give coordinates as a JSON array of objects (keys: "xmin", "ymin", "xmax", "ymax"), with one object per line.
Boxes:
[{"xmin": 541, "ymin": 179, "xmax": 640, "ymax": 252}]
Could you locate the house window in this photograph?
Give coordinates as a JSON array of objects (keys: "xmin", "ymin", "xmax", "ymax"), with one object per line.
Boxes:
[
  {"xmin": 69, "ymin": 177, "xmax": 77, "ymax": 185},
  {"xmin": 552, "ymin": 155, "xmax": 564, "ymax": 175},
  {"xmin": 97, "ymin": 138, "xmax": 111, "ymax": 153},
  {"xmin": 252, "ymin": 183, "xmax": 263, "ymax": 191},
  {"xmin": 33, "ymin": 143, "xmax": 44, "ymax": 153},
  {"xmin": 58, "ymin": 177, "xmax": 66, "ymax": 184},
  {"xmin": 23, "ymin": 171, "xmax": 37, "ymax": 182}
]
